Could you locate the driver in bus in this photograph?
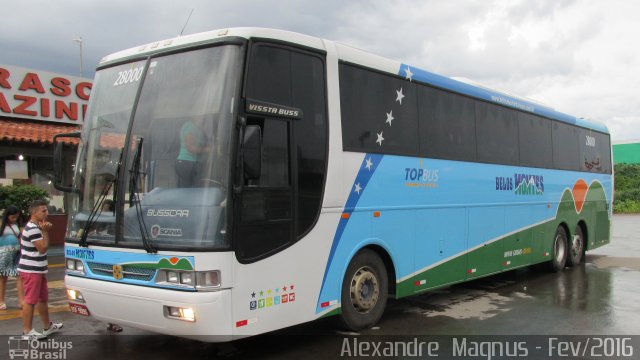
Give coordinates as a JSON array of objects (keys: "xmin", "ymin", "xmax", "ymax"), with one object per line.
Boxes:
[{"xmin": 175, "ymin": 116, "xmax": 211, "ymax": 187}]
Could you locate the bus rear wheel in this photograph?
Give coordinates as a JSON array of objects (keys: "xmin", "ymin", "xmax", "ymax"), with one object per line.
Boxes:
[
  {"xmin": 549, "ymin": 226, "xmax": 568, "ymax": 272},
  {"xmin": 339, "ymin": 249, "xmax": 388, "ymax": 331},
  {"xmin": 567, "ymin": 225, "xmax": 585, "ymax": 266}
]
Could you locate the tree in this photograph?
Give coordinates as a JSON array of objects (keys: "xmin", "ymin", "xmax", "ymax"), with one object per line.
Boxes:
[{"xmin": 0, "ymin": 184, "xmax": 50, "ymax": 220}]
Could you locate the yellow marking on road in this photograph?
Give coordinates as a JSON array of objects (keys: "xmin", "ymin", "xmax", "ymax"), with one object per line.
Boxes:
[
  {"xmin": 49, "ymin": 280, "xmax": 66, "ymax": 289},
  {"xmin": 0, "ymin": 304, "xmax": 69, "ymax": 321},
  {"xmin": 50, "ymin": 263, "xmax": 65, "ymax": 268}
]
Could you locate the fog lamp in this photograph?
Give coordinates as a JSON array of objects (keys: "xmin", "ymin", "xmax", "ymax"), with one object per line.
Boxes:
[
  {"xmin": 66, "ymin": 289, "xmax": 85, "ymax": 303},
  {"xmin": 165, "ymin": 306, "xmax": 195, "ymax": 322}
]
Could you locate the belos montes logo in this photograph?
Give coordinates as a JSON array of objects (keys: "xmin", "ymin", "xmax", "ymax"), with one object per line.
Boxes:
[{"xmin": 496, "ymin": 173, "xmax": 544, "ymax": 195}]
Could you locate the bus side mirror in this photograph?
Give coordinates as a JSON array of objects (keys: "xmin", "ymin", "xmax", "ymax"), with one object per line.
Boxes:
[
  {"xmin": 243, "ymin": 125, "xmax": 262, "ymax": 180},
  {"xmin": 53, "ymin": 131, "xmax": 81, "ymax": 193}
]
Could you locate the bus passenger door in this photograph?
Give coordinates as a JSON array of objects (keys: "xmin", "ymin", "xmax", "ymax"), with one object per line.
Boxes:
[{"xmin": 234, "ymin": 118, "xmax": 294, "ymax": 262}]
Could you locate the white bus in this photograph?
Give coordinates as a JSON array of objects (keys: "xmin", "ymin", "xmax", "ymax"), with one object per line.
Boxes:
[{"xmin": 56, "ymin": 28, "xmax": 612, "ymax": 341}]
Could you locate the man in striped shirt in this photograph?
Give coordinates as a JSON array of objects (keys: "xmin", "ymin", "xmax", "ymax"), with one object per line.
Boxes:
[{"xmin": 18, "ymin": 200, "xmax": 63, "ymax": 339}]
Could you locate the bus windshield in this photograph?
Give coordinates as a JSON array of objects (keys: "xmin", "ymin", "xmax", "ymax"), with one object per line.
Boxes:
[{"xmin": 67, "ymin": 44, "xmax": 243, "ymax": 250}]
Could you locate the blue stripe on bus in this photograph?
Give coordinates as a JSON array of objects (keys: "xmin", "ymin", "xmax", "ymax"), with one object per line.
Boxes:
[{"xmin": 316, "ymin": 154, "xmax": 383, "ymax": 311}]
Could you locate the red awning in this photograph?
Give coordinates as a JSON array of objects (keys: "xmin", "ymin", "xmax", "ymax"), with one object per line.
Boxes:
[{"xmin": 0, "ymin": 117, "xmax": 80, "ymax": 145}]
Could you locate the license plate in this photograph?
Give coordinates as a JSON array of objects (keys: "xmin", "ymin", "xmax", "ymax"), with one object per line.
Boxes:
[{"xmin": 69, "ymin": 303, "xmax": 91, "ymax": 316}]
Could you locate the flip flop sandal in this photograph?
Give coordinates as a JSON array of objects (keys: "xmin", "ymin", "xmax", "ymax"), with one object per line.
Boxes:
[{"xmin": 107, "ymin": 323, "xmax": 123, "ymax": 332}]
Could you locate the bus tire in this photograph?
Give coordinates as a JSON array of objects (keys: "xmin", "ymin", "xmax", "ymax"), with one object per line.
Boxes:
[
  {"xmin": 566, "ymin": 225, "xmax": 585, "ymax": 266},
  {"xmin": 339, "ymin": 249, "xmax": 388, "ymax": 331},
  {"xmin": 549, "ymin": 226, "xmax": 568, "ymax": 272}
]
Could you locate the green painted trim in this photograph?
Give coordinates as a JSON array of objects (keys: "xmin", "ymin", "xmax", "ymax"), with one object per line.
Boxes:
[{"xmin": 319, "ymin": 307, "xmax": 341, "ymax": 319}]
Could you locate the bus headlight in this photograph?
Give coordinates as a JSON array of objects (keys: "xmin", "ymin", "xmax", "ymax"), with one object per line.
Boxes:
[
  {"xmin": 180, "ymin": 272, "xmax": 193, "ymax": 285},
  {"xmin": 196, "ymin": 271, "xmax": 221, "ymax": 288},
  {"xmin": 65, "ymin": 259, "xmax": 85, "ymax": 275},
  {"xmin": 156, "ymin": 270, "xmax": 221, "ymax": 289},
  {"xmin": 166, "ymin": 271, "xmax": 179, "ymax": 283}
]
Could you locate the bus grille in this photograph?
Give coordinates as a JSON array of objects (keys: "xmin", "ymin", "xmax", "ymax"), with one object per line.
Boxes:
[{"xmin": 87, "ymin": 262, "xmax": 156, "ymax": 281}]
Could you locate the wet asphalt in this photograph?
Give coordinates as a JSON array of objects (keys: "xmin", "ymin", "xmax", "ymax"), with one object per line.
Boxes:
[{"xmin": 0, "ymin": 215, "xmax": 638, "ymax": 359}]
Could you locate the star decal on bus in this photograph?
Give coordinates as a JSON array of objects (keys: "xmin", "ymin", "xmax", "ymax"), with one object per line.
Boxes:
[
  {"xmin": 354, "ymin": 183, "xmax": 363, "ymax": 194},
  {"xmin": 404, "ymin": 66, "xmax": 414, "ymax": 81},
  {"xmin": 385, "ymin": 110, "xmax": 394, "ymax": 126},
  {"xmin": 365, "ymin": 158, "xmax": 373, "ymax": 170},
  {"xmin": 376, "ymin": 132, "xmax": 384, "ymax": 146},
  {"xmin": 395, "ymin": 88, "xmax": 405, "ymax": 104}
]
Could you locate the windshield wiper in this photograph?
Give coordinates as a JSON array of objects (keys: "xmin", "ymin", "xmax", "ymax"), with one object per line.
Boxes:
[
  {"xmin": 78, "ymin": 171, "xmax": 116, "ymax": 248},
  {"xmin": 129, "ymin": 137, "xmax": 156, "ymax": 253}
]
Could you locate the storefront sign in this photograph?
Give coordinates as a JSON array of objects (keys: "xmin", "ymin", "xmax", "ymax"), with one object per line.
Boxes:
[{"xmin": 0, "ymin": 64, "xmax": 92, "ymax": 125}]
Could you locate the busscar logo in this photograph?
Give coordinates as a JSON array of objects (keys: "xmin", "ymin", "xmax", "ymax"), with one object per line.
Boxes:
[
  {"xmin": 8, "ymin": 337, "xmax": 73, "ymax": 359},
  {"xmin": 146, "ymin": 209, "xmax": 189, "ymax": 217}
]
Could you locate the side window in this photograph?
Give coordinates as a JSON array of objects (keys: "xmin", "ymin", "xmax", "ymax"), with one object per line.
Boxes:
[
  {"xmin": 518, "ymin": 113, "xmax": 553, "ymax": 168},
  {"xmin": 250, "ymin": 119, "xmax": 289, "ymax": 187},
  {"xmin": 246, "ymin": 45, "xmax": 291, "ymax": 105},
  {"xmin": 340, "ymin": 64, "xmax": 419, "ymax": 156},
  {"xmin": 476, "ymin": 102, "xmax": 519, "ymax": 165},
  {"xmin": 552, "ymin": 122, "xmax": 580, "ymax": 171},
  {"xmin": 419, "ymin": 87, "xmax": 476, "ymax": 161},
  {"xmin": 580, "ymin": 129, "xmax": 612, "ymax": 174},
  {"xmin": 291, "ymin": 52, "xmax": 327, "ymax": 235},
  {"xmin": 599, "ymin": 133, "xmax": 612, "ymax": 174}
]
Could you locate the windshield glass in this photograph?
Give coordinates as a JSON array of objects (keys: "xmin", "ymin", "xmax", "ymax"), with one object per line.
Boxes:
[{"xmin": 67, "ymin": 45, "xmax": 242, "ymax": 250}]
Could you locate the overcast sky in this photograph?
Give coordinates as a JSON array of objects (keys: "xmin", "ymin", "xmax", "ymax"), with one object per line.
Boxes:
[{"xmin": 2, "ymin": 0, "xmax": 638, "ymax": 141}]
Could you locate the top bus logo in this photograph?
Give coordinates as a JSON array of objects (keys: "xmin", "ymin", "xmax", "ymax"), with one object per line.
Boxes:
[{"xmin": 496, "ymin": 174, "xmax": 544, "ymax": 195}]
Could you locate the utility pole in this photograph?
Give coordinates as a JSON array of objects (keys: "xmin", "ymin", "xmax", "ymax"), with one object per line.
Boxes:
[{"xmin": 72, "ymin": 36, "xmax": 84, "ymax": 77}]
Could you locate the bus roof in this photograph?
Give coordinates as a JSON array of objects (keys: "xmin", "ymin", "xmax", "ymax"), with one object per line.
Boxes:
[{"xmin": 99, "ymin": 27, "xmax": 609, "ymax": 134}]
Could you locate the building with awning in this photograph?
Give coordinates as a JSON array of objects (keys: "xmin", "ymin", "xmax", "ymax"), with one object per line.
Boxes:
[{"xmin": 1, "ymin": 64, "xmax": 91, "ymax": 241}]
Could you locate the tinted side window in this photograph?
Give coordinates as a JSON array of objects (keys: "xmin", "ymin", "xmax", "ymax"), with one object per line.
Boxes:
[
  {"xmin": 598, "ymin": 133, "xmax": 612, "ymax": 174},
  {"xmin": 252, "ymin": 119, "xmax": 289, "ymax": 187},
  {"xmin": 291, "ymin": 52, "xmax": 327, "ymax": 236},
  {"xmin": 246, "ymin": 45, "xmax": 291, "ymax": 105},
  {"xmin": 580, "ymin": 129, "xmax": 612, "ymax": 174},
  {"xmin": 340, "ymin": 64, "xmax": 419, "ymax": 156},
  {"xmin": 552, "ymin": 122, "xmax": 580, "ymax": 171},
  {"xmin": 476, "ymin": 102, "xmax": 519, "ymax": 165},
  {"xmin": 419, "ymin": 87, "xmax": 476, "ymax": 161},
  {"xmin": 518, "ymin": 113, "xmax": 553, "ymax": 168}
]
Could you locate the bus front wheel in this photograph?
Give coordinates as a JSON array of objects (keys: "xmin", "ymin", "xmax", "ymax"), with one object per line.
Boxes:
[
  {"xmin": 567, "ymin": 225, "xmax": 585, "ymax": 266},
  {"xmin": 339, "ymin": 249, "xmax": 388, "ymax": 331},
  {"xmin": 549, "ymin": 226, "xmax": 568, "ymax": 272}
]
